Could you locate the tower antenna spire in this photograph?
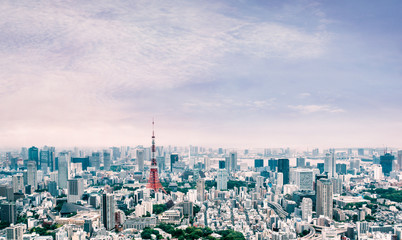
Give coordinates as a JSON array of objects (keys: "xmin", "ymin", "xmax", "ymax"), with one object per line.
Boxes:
[{"xmin": 147, "ymin": 119, "xmax": 166, "ymax": 194}]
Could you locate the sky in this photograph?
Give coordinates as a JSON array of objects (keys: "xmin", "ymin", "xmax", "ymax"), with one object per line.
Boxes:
[{"xmin": 0, "ymin": 0, "xmax": 401, "ymax": 149}]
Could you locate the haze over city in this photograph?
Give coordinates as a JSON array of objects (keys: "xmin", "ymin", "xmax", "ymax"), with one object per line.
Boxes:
[{"xmin": 1, "ymin": 0, "xmax": 401, "ymax": 148}]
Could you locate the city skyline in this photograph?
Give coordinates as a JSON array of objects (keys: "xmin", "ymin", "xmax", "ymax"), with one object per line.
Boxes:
[{"xmin": 1, "ymin": 1, "xmax": 401, "ymax": 148}]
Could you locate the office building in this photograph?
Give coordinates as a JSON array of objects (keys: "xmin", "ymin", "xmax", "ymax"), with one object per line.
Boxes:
[
  {"xmin": 136, "ymin": 149, "xmax": 144, "ymax": 172},
  {"xmin": 58, "ymin": 153, "xmax": 70, "ymax": 189},
  {"xmin": 380, "ymin": 153, "xmax": 394, "ymax": 175},
  {"xmin": 324, "ymin": 152, "xmax": 336, "ymax": 178},
  {"xmin": 71, "ymin": 157, "xmax": 90, "ymax": 171},
  {"xmin": 196, "ymin": 179, "xmax": 205, "ymax": 202},
  {"xmin": 336, "ymin": 163, "xmax": 347, "ymax": 175},
  {"xmin": 170, "ymin": 154, "xmax": 179, "ymax": 172},
  {"xmin": 48, "ymin": 181, "xmax": 58, "ymax": 197},
  {"xmin": 296, "ymin": 157, "xmax": 305, "ymax": 168},
  {"xmin": 295, "ymin": 169, "xmax": 314, "ymax": 191},
  {"xmin": 40, "ymin": 149, "xmax": 49, "ymax": 173},
  {"xmin": 67, "ymin": 178, "xmax": 84, "ymax": 203},
  {"xmin": 1, "ymin": 202, "xmax": 16, "ymax": 224},
  {"xmin": 254, "ymin": 159, "xmax": 264, "ymax": 168},
  {"xmin": 230, "ymin": 152, "xmax": 237, "ymax": 172},
  {"xmin": 278, "ymin": 159, "xmax": 289, "ymax": 185},
  {"xmin": 157, "ymin": 156, "xmax": 165, "ymax": 172},
  {"xmin": 183, "ymin": 200, "xmax": 194, "ymax": 217},
  {"xmin": 27, "ymin": 161, "xmax": 37, "ymax": 191},
  {"xmin": 373, "ymin": 165, "xmax": 383, "ymax": 180},
  {"xmin": 103, "ymin": 151, "xmax": 111, "ymax": 171},
  {"xmin": 218, "ymin": 160, "xmax": 224, "ymax": 170},
  {"xmin": 398, "ymin": 150, "xmax": 402, "ymax": 171},
  {"xmin": 101, "ymin": 194, "xmax": 115, "ymax": 230},
  {"xmin": 255, "ymin": 176, "xmax": 264, "ymax": 190},
  {"xmin": 268, "ymin": 159, "xmax": 278, "ymax": 171},
  {"xmin": 217, "ymin": 169, "xmax": 228, "ymax": 191},
  {"xmin": 90, "ymin": 152, "xmax": 101, "ymax": 170},
  {"xmin": 316, "ymin": 179, "xmax": 333, "ymax": 219},
  {"xmin": 28, "ymin": 146, "xmax": 39, "ymax": 167}
]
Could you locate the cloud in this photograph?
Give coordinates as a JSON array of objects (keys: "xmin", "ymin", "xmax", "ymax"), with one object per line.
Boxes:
[{"xmin": 288, "ymin": 104, "xmax": 344, "ymax": 114}]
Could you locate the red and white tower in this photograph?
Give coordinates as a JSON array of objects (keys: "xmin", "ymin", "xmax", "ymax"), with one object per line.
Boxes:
[{"xmin": 146, "ymin": 120, "xmax": 166, "ymax": 193}]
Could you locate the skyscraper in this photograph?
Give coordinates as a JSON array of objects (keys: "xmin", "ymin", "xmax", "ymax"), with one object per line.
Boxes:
[
  {"xmin": 268, "ymin": 159, "xmax": 278, "ymax": 171},
  {"xmin": 170, "ymin": 154, "xmax": 179, "ymax": 172},
  {"xmin": 295, "ymin": 169, "xmax": 314, "ymax": 191},
  {"xmin": 324, "ymin": 152, "xmax": 336, "ymax": 178},
  {"xmin": 196, "ymin": 179, "xmax": 205, "ymax": 202},
  {"xmin": 6, "ymin": 225, "xmax": 23, "ymax": 240},
  {"xmin": 90, "ymin": 152, "xmax": 101, "ymax": 170},
  {"xmin": 136, "ymin": 149, "xmax": 144, "ymax": 172},
  {"xmin": 204, "ymin": 157, "xmax": 210, "ymax": 171},
  {"xmin": 67, "ymin": 177, "xmax": 84, "ymax": 203},
  {"xmin": 27, "ymin": 161, "xmax": 37, "ymax": 191},
  {"xmin": 301, "ymin": 198, "xmax": 312, "ymax": 222},
  {"xmin": 296, "ymin": 157, "xmax": 306, "ymax": 168},
  {"xmin": 219, "ymin": 160, "xmax": 226, "ymax": 169},
  {"xmin": 28, "ymin": 146, "xmax": 39, "ymax": 167},
  {"xmin": 316, "ymin": 179, "xmax": 333, "ymax": 219},
  {"xmin": 278, "ymin": 159, "xmax": 289, "ymax": 185},
  {"xmin": 398, "ymin": 150, "xmax": 402, "ymax": 171},
  {"xmin": 230, "ymin": 152, "xmax": 237, "ymax": 172},
  {"xmin": 40, "ymin": 149, "xmax": 50, "ymax": 172},
  {"xmin": 12, "ymin": 174, "xmax": 24, "ymax": 194},
  {"xmin": 254, "ymin": 159, "xmax": 264, "ymax": 168},
  {"xmin": 103, "ymin": 151, "xmax": 111, "ymax": 171},
  {"xmin": 380, "ymin": 153, "xmax": 394, "ymax": 175},
  {"xmin": 58, "ymin": 152, "xmax": 70, "ymax": 189},
  {"xmin": 1, "ymin": 202, "xmax": 16, "ymax": 224},
  {"xmin": 101, "ymin": 193, "xmax": 115, "ymax": 230},
  {"xmin": 217, "ymin": 169, "xmax": 228, "ymax": 191}
]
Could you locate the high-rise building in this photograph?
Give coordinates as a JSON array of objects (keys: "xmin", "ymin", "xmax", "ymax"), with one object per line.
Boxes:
[
  {"xmin": 380, "ymin": 153, "xmax": 394, "ymax": 175},
  {"xmin": 301, "ymin": 198, "xmax": 312, "ymax": 222},
  {"xmin": 373, "ymin": 165, "xmax": 383, "ymax": 180},
  {"xmin": 217, "ymin": 169, "xmax": 228, "ymax": 191},
  {"xmin": 336, "ymin": 163, "xmax": 347, "ymax": 175},
  {"xmin": 398, "ymin": 150, "xmax": 402, "ymax": 171},
  {"xmin": 71, "ymin": 157, "xmax": 90, "ymax": 171},
  {"xmin": 103, "ymin": 151, "xmax": 111, "ymax": 171},
  {"xmin": 136, "ymin": 149, "xmax": 144, "ymax": 172},
  {"xmin": 58, "ymin": 152, "xmax": 70, "ymax": 189},
  {"xmin": 67, "ymin": 177, "xmax": 84, "ymax": 203},
  {"xmin": 40, "ymin": 149, "xmax": 49, "ymax": 172},
  {"xmin": 204, "ymin": 157, "xmax": 210, "ymax": 171},
  {"xmin": 268, "ymin": 159, "xmax": 278, "ymax": 171},
  {"xmin": 6, "ymin": 225, "xmax": 24, "ymax": 240},
  {"xmin": 27, "ymin": 161, "xmax": 37, "ymax": 191},
  {"xmin": 219, "ymin": 160, "xmax": 225, "ymax": 169},
  {"xmin": 101, "ymin": 193, "xmax": 115, "ymax": 230},
  {"xmin": 254, "ymin": 159, "xmax": 264, "ymax": 169},
  {"xmin": 12, "ymin": 174, "xmax": 24, "ymax": 194},
  {"xmin": 331, "ymin": 177, "xmax": 342, "ymax": 195},
  {"xmin": 295, "ymin": 169, "xmax": 314, "ymax": 191},
  {"xmin": 1, "ymin": 202, "xmax": 16, "ymax": 224},
  {"xmin": 157, "ymin": 156, "xmax": 165, "ymax": 172},
  {"xmin": 358, "ymin": 148, "xmax": 365, "ymax": 156},
  {"xmin": 183, "ymin": 200, "xmax": 194, "ymax": 217},
  {"xmin": 357, "ymin": 221, "xmax": 369, "ymax": 238},
  {"xmin": 28, "ymin": 146, "xmax": 39, "ymax": 167},
  {"xmin": 230, "ymin": 152, "xmax": 237, "ymax": 172},
  {"xmin": 278, "ymin": 159, "xmax": 289, "ymax": 185},
  {"xmin": 316, "ymin": 179, "xmax": 333, "ymax": 219},
  {"xmin": 196, "ymin": 179, "xmax": 205, "ymax": 202},
  {"xmin": 296, "ymin": 157, "xmax": 305, "ymax": 168},
  {"xmin": 255, "ymin": 176, "xmax": 265, "ymax": 190},
  {"xmin": 170, "ymin": 154, "xmax": 179, "ymax": 172},
  {"xmin": 90, "ymin": 152, "xmax": 101, "ymax": 170},
  {"xmin": 48, "ymin": 181, "xmax": 58, "ymax": 197},
  {"xmin": 324, "ymin": 152, "xmax": 336, "ymax": 178}
]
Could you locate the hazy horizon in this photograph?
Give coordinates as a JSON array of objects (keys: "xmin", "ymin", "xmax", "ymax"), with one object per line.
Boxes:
[{"xmin": 1, "ymin": 1, "xmax": 401, "ymax": 148}]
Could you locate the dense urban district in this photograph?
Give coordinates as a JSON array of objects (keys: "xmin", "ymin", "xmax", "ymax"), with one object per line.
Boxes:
[{"xmin": 0, "ymin": 142, "xmax": 401, "ymax": 240}]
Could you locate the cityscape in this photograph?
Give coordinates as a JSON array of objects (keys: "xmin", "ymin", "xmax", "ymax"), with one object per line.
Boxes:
[{"xmin": 1, "ymin": 0, "xmax": 402, "ymax": 240}]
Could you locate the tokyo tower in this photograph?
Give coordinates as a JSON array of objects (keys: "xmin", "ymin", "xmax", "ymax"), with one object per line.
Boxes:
[{"xmin": 146, "ymin": 120, "xmax": 166, "ymax": 193}]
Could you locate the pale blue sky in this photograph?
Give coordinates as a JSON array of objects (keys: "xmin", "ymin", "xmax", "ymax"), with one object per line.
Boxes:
[{"xmin": 0, "ymin": 0, "xmax": 401, "ymax": 148}]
